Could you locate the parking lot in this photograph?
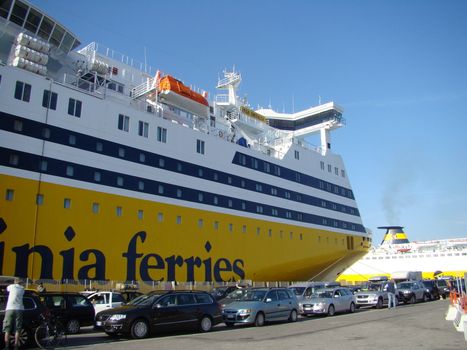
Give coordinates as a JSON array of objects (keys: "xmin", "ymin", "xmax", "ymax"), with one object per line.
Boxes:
[{"xmin": 61, "ymin": 299, "xmax": 465, "ymax": 350}]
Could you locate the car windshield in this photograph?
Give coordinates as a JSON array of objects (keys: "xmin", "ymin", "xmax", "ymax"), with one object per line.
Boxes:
[
  {"xmin": 225, "ymin": 289, "xmax": 246, "ymax": 300},
  {"xmin": 366, "ymin": 283, "xmax": 383, "ymax": 291},
  {"xmin": 240, "ymin": 290, "xmax": 267, "ymax": 301},
  {"xmin": 312, "ymin": 291, "xmax": 333, "ymax": 298},
  {"xmin": 398, "ymin": 282, "xmax": 415, "ymax": 289},
  {"xmin": 290, "ymin": 287, "xmax": 305, "ymax": 296},
  {"xmin": 128, "ymin": 293, "xmax": 162, "ymax": 306}
]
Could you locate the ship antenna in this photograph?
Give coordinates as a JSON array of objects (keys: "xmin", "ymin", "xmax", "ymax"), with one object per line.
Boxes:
[{"xmin": 144, "ymin": 46, "xmax": 147, "ymax": 72}]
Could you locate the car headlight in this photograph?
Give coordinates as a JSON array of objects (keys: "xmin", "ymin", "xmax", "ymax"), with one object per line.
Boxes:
[
  {"xmin": 315, "ymin": 302, "xmax": 326, "ymax": 308},
  {"xmin": 109, "ymin": 314, "xmax": 127, "ymax": 321},
  {"xmin": 238, "ymin": 309, "xmax": 251, "ymax": 315}
]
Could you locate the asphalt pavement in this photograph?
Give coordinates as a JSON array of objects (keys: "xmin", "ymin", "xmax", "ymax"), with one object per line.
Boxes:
[{"xmin": 62, "ymin": 299, "xmax": 465, "ymax": 350}]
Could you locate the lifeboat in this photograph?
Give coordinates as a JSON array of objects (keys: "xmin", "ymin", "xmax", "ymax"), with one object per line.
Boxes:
[{"xmin": 158, "ymin": 75, "xmax": 209, "ymax": 118}]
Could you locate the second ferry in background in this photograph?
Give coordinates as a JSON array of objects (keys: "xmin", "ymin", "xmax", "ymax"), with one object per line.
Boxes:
[
  {"xmin": 0, "ymin": 0, "xmax": 369, "ymax": 283},
  {"xmin": 337, "ymin": 226, "xmax": 467, "ymax": 283}
]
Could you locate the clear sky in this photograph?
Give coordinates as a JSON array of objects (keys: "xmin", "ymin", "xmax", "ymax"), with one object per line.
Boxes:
[{"xmin": 30, "ymin": 0, "xmax": 467, "ymax": 244}]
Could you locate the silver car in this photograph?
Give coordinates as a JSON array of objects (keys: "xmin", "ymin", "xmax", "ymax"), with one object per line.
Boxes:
[
  {"xmin": 300, "ymin": 287, "xmax": 356, "ymax": 316},
  {"xmin": 222, "ymin": 288, "xmax": 299, "ymax": 327}
]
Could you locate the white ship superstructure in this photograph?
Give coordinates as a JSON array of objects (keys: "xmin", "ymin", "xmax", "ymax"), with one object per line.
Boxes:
[
  {"xmin": 0, "ymin": 0, "xmax": 369, "ymax": 283},
  {"xmin": 337, "ymin": 226, "xmax": 467, "ymax": 283}
]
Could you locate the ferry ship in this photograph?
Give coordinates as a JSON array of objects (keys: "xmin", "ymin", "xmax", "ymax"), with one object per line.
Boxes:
[
  {"xmin": 0, "ymin": 0, "xmax": 369, "ymax": 283},
  {"xmin": 337, "ymin": 226, "xmax": 467, "ymax": 284}
]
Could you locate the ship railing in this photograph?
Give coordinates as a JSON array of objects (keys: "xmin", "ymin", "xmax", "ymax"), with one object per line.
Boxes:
[
  {"xmin": 61, "ymin": 73, "xmax": 105, "ymax": 98},
  {"xmin": 79, "ymin": 42, "xmax": 156, "ymax": 75},
  {"xmin": 215, "ymin": 94, "xmax": 229, "ymax": 103}
]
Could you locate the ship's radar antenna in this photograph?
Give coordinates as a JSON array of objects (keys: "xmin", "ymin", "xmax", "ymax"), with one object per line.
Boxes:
[{"xmin": 216, "ymin": 68, "xmax": 241, "ymax": 106}]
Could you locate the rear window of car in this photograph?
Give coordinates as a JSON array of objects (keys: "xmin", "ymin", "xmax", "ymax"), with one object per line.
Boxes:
[
  {"xmin": 195, "ymin": 293, "xmax": 213, "ymax": 304},
  {"xmin": 112, "ymin": 293, "xmax": 125, "ymax": 303},
  {"xmin": 68, "ymin": 295, "xmax": 92, "ymax": 307},
  {"xmin": 176, "ymin": 294, "xmax": 196, "ymax": 305}
]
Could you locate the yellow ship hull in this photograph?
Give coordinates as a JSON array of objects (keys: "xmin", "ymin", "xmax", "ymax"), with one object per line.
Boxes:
[{"xmin": 0, "ymin": 174, "xmax": 368, "ymax": 282}]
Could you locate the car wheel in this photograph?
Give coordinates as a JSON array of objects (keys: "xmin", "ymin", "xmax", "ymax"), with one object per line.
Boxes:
[
  {"xmin": 288, "ymin": 309, "xmax": 298, "ymax": 322},
  {"xmin": 327, "ymin": 304, "xmax": 335, "ymax": 316},
  {"xmin": 66, "ymin": 319, "xmax": 80, "ymax": 334},
  {"xmin": 130, "ymin": 319, "xmax": 149, "ymax": 339},
  {"xmin": 255, "ymin": 312, "xmax": 265, "ymax": 327},
  {"xmin": 199, "ymin": 315, "xmax": 212, "ymax": 332},
  {"xmin": 349, "ymin": 302, "xmax": 356, "ymax": 313},
  {"xmin": 225, "ymin": 322, "xmax": 235, "ymax": 328},
  {"xmin": 410, "ymin": 295, "xmax": 416, "ymax": 304},
  {"xmin": 423, "ymin": 293, "xmax": 429, "ymax": 302},
  {"xmin": 375, "ymin": 298, "xmax": 383, "ymax": 309},
  {"xmin": 8, "ymin": 328, "xmax": 29, "ymax": 348}
]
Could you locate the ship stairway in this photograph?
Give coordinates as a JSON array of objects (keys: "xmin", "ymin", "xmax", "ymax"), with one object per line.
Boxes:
[
  {"xmin": 131, "ymin": 77, "xmax": 157, "ymax": 100},
  {"xmin": 226, "ymin": 107, "xmax": 239, "ymax": 123}
]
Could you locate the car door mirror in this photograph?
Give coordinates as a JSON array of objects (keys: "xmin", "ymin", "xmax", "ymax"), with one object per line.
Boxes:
[{"xmin": 265, "ymin": 298, "xmax": 272, "ymax": 303}]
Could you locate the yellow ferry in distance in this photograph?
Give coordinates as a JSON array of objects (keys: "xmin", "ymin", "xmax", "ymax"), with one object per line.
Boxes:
[
  {"xmin": 0, "ymin": 0, "xmax": 369, "ymax": 283},
  {"xmin": 337, "ymin": 226, "xmax": 467, "ymax": 284}
]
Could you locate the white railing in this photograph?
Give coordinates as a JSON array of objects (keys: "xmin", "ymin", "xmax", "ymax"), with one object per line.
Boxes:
[{"xmin": 131, "ymin": 77, "xmax": 155, "ymax": 99}]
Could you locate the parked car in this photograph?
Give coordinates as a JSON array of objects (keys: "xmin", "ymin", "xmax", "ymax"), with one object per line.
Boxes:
[
  {"xmin": 40, "ymin": 292, "xmax": 95, "ymax": 334},
  {"xmin": 396, "ymin": 281, "xmax": 429, "ymax": 304},
  {"xmin": 95, "ymin": 290, "xmax": 223, "ymax": 338},
  {"xmin": 222, "ymin": 287, "xmax": 299, "ymax": 327},
  {"xmin": 211, "ymin": 286, "xmax": 238, "ymax": 301},
  {"xmin": 0, "ymin": 290, "xmax": 47, "ymax": 348},
  {"xmin": 87, "ymin": 291, "xmax": 126, "ymax": 315},
  {"xmin": 288, "ymin": 282, "xmax": 325, "ymax": 302},
  {"xmin": 218, "ymin": 288, "xmax": 248, "ymax": 310},
  {"xmin": 420, "ymin": 280, "xmax": 440, "ymax": 301},
  {"xmin": 299, "ymin": 287, "xmax": 356, "ymax": 316},
  {"xmin": 354, "ymin": 281, "xmax": 392, "ymax": 309}
]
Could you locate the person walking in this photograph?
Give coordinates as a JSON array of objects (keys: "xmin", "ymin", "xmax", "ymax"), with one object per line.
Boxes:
[
  {"xmin": 3, "ymin": 277, "xmax": 24, "ymax": 350},
  {"xmin": 386, "ymin": 280, "xmax": 397, "ymax": 309}
]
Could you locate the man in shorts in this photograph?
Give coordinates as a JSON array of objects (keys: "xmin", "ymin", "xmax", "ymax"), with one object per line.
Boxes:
[{"xmin": 3, "ymin": 277, "xmax": 24, "ymax": 350}]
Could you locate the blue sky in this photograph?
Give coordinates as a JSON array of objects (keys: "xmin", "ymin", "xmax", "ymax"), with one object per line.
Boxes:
[{"xmin": 31, "ymin": 0, "xmax": 467, "ymax": 244}]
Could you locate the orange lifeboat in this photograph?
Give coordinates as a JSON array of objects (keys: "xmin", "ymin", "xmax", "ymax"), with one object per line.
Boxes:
[{"xmin": 159, "ymin": 75, "xmax": 208, "ymax": 106}]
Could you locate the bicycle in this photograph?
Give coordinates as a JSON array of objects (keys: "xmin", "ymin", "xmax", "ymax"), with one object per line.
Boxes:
[{"xmin": 34, "ymin": 312, "xmax": 67, "ymax": 349}]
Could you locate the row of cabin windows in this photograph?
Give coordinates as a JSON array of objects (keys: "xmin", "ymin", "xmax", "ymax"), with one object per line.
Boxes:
[
  {"xmin": 4, "ymin": 189, "xmax": 310, "ymax": 240},
  {"xmin": 14, "ymin": 80, "xmax": 82, "ymax": 117},
  {"xmin": 320, "ymin": 160, "xmax": 345, "ymax": 178},
  {"xmin": 6, "ymin": 147, "xmax": 359, "ymax": 220}
]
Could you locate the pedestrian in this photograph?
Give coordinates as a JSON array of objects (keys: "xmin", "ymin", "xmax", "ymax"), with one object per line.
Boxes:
[
  {"xmin": 386, "ymin": 279, "xmax": 397, "ymax": 309},
  {"xmin": 3, "ymin": 277, "xmax": 24, "ymax": 350},
  {"xmin": 36, "ymin": 282, "xmax": 46, "ymax": 293}
]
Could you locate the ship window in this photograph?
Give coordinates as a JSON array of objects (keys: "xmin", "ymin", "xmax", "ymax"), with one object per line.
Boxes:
[
  {"xmin": 138, "ymin": 121, "xmax": 149, "ymax": 138},
  {"xmin": 300, "ymin": 233, "xmax": 303, "ymax": 241},
  {"xmin": 117, "ymin": 176, "xmax": 124, "ymax": 186},
  {"xmin": 327, "ymin": 164, "xmax": 332, "ymax": 172},
  {"xmin": 158, "ymin": 185, "xmax": 164, "ymax": 194},
  {"xmin": 341, "ymin": 169, "xmax": 346, "ymax": 178},
  {"xmin": 290, "ymin": 232, "xmax": 293, "ymax": 239},
  {"xmin": 296, "ymin": 194, "xmax": 302, "ymax": 201},
  {"xmin": 297, "ymin": 213, "xmax": 303, "ymax": 221},
  {"xmin": 268, "ymin": 229, "xmax": 272, "ymax": 237},
  {"xmin": 157, "ymin": 126, "xmax": 167, "ymax": 143},
  {"xmin": 255, "ymin": 184, "xmax": 262, "ymax": 192},
  {"xmin": 241, "ymin": 202, "xmax": 246, "ymax": 210},
  {"xmin": 176, "ymin": 216, "xmax": 182, "ymax": 224},
  {"xmin": 213, "ymin": 221, "xmax": 219, "ymax": 230},
  {"xmin": 177, "ymin": 163, "xmax": 182, "ymax": 172},
  {"xmin": 280, "ymin": 230, "xmax": 283, "ymax": 239},
  {"xmin": 196, "ymin": 139, "xmax": 205, "ymax": 154},
  {"xmin": 0, "ymin": 0, "xmax": 11, "ymax": 18},
  {"xmin": 50, "ymin": 24, "xmax": 65, "ymax": 47},
  {"xmin": 92, "ymin": 202, "xmax": 100, "ymax": 214},
  {"xmin": 36, "ymin": 194, "xmax": 44, "ymax": 205},
  {"xmin": 116, "ymin": 206, "xmax": 122, "ymax": 217},
  {"xmin": 256, "ymin": 205, "xmax": 263, "ymax": 213},
  {"xmin": 96, "ymin": 142, "xmax": 103, "ymax": 152},
  {"xmin": 14, "ymin": 81, "xmax": 31, "ymax": 102},
  {"xmin": 285, "ymin": 191, "xmax": 291, "ymax": 199},
  {"xmin": 68, "ymin": 98, "xmax": 82, "ymax": 118},
  {"xmin": 5, "ymin": 189, "xmax": 14, "ymax": 201},
  {"xmin": 42, "ymin": 90, "xmax": 57, "ymax": 110},
  {"xmin": 64, "ymin": 198, "xmax": 71, "ymax": 209},
  {"xmin": 118, "ymin": 147, "xmax": 125, "ymax": 158},
  {"xmin": 198, "ymin": 193, "xmax": 203, "ymax": 202},
  {"xmin": 176, "ymin": 189, "xmax": 182, "ymax": 198},
  {"xmin": 138, "ymin": 181, "xmax": 144, "ymax": 191},
  {"xmin": 242, "ymin": 225, "xmax": 247, "ymax": 233},
  {"xmin": 241, "ymin": 180, "xmax": 245, "ymax": 188},
  {"xmin": 68, "ymin": 135, "xmax": 76, "ymax": 145},
  {"xmin": 158, "ymin": 158, "xmax": 165, "ymax": 168},
  {"xmin": 198, "ymin": 219, "xmax": 203, "ymax": 228},
  {"xmin": 157, "ymin": 212, "xmax": 164, "ymax": 222},
  {"xmin": 139, "ymin": 153, "xmax": 146, "ymax": 163},
  {"xmin": 271, "ymin": 188, "xmax": 277, "ymax": 195},
  {"xmin": 213, "ymin": 172, "xmax": 218, "ymax": 181},
  {"xmin": 227, "ymin": 176, "xmax": 232, "ymax": 184},
  {"xmin": 286, "ymin": 211, "xmax": 292, "ymax": 219},
  {"xmin": 66, "ymin": 165, "xmax": 74, "ymax": 177},
  {"xmin": 213, "ymin": 196, "xmax": 218, "ymax": 205},
  {"xmin": 228, "ymin": 223, "xmax": 233, "ymax": 232},
  {"xmin": 138, "ymin": 210, "xmax": 144, "ymax": 220},
  {"xmin": 198, "ymin": 169, "xmax": 203, "ymax": 177},
  {"xmin": 38, "ymin": 16, "xmax": 53, "ymax": 40},
  {"xmin": 10, "ymin": 1, "xmax": 27, "ymax": 26},
  {"xmin": 294, "ymin": 150, "xmax": 299, "ymax": 160},
  {"xmin": 228, "ymin": 199, "xmax": 232, "ymax": 207},
  {"xmin": 256, "ymin": 228, "xmax": 260, "ymax": 236},
  {"xmin": 13, "ymin": 120, "xmax": 23, "ymax": 132},
  {"xmin": 94, "ymin": 171, "xmax": 101, "ymax": 182},
  {"xmin": 264, "ymin": 162, "xmax": 270, "ymax": 173},
  {"xmin": 335, "ymin": 167, "xmax": 339, "ymax": 175},
  {"xmin": 272, "ymin": 208, "xmax": 278, "ymax": 216},
  {"xmin": 118, "ymin": 114, "xmax": 130, "ymax": 132}
]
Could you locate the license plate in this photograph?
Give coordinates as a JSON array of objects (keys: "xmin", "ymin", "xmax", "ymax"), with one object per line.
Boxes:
[
  {"xmin": 227, "ymin": 315, "xmax": 235, "ymax": 319},
  {"xmin": 96, "ymin": 321, "xmax": 102, "ymax": 326}
]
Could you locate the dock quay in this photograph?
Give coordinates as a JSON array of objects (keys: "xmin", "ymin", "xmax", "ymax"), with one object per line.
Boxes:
[{"xmin": 62, "ymin": 299, "xmax": 465, "ymax": 350}]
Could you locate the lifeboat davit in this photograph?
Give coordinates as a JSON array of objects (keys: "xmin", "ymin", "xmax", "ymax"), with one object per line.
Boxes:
[{"xmin": 158, "ymin": 75, "xmax": 209, "ymax": 118}]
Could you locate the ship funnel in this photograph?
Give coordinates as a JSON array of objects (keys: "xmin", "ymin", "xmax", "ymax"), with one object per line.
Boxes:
[{"xmin": 378, "ymin": 226, "xmax": 410, "ymax": 246}]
